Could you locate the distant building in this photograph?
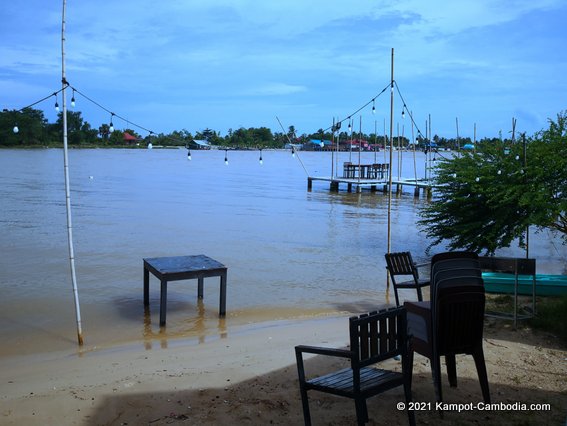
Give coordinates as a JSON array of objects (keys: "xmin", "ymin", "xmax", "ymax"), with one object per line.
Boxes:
[
  {"xmin": 192, "ymin": 139, "xmax": 211, "ymax": 149},
  {"xmin": 122, "ymin": 132, "xmax": 139, "ymax": 145},
  {"xmin": 303, "ymin": 139, "xmax": 333, "ymax": 151}
]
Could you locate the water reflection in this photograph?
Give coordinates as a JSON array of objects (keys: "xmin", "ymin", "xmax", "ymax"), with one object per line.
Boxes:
[{"xmin": 143, "ymin": 300, "xmax": 227, "ymax": 350}]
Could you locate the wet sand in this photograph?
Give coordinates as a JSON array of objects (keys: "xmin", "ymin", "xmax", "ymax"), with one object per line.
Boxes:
[{"xmin": 1, "ymin": 315, "xmax": 566, "ymax": 425}]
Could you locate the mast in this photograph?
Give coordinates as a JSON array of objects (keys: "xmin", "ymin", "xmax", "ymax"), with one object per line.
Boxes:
[
  {"xmin": 387, "ymin": 48, "xmax": 395, "ymax": 271},
  {"xmin": 61, "ymin": 0, "xmax": 83, "ymax": 346}
]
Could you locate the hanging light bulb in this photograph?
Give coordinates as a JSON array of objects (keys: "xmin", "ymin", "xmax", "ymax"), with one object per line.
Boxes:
[
  {"xmin": 54, "ymin": 93, "xmax": 59, "ymax": 112},
  {"xmin": 475, "ymin": 177, "xmax": 480, "ymax": 182},
  {"xmin": 515, "ymin": 155, "xmax": 520, "ymax": 160},
  {"xmin": 320, "ymin": 138, "xmax": 324, "ymax": 148},
  {"xmin": 259, "ymin": 148, "xmax": 263, "ymax": 165},
  {"xmin": 372, "ymin": 99, "xmax": 376, "ymax": 114},
  {"xmin": 71, "ymin": 89, "xmax": 76, "ymax": 108},
  {"xmin": 187, "ymin": 149, "xmax": 192, "ymax": 161},
  {"xmin": 13, "ymin": 125, "xmax": 19, "ymax": 134},
  {"xmin": 291, "ymin": 146, "xmax": 296, "ymax": 158},
  {"xmin": 497, "ymin": 170, "xmax": 502, "ymax": 175},
  {"xmin": 401, "ymin": 107, "xmax": 405, "ymax": 119},
  {"xmin": 224, "ymin": 149, "xmax": 229, "ymax": 165},
  {"xmin": 348, "ymin": 118, "xmax": 352, "ymax": 134},
  {"xmin": 109, "ymin": 113, "xmax": 115, "ymax": 133}
]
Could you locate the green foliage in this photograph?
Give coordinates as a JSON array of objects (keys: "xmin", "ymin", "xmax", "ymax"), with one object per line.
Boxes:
[
  {"xmin": 419, "ymin": 111, "xmax": 567, "ymax": 254},
  {"xmin": 0, "ymin": 108, "xmax": 48, "ymax": 145},
  {"xmin": 530, "ymin": 296, "xmax": 567, "ymax": 346}
]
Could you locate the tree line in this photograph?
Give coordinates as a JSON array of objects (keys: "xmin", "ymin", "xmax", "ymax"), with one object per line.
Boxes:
[{"xmin": 2, "ymin": 107, "xmax": 509, "ymax": 150}]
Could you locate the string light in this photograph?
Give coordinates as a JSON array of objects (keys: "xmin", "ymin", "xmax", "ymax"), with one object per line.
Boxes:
[
  {"xmin": 291, "ymin": 146, "xmax": 296, "ymax": 158},
  {"xmin": 13, "ymin": 125, "xmax": 19, "ymax": 134},
  {"xmin": 109, "ymin": 112, "xmax": 115, "ymax": 133},
  {"xmin": 401, "ymin": 106, "xmax": 406, "ymax": 119},
  {"xmin": 224, "ymin": 149, "xmax": 229, "ymax": 165},
  {"xmin": 71, "ymin": 89, "xmax": 76, "ymax": 108},
  {"xmin": 54, "ymin": 93, "xmax": 59, "ymax": 112},
  {"xmin": 372, "ymin": 99, "xmax": 376, "ymax": 114},
  {"xmin": 259, "ymin": 148, "xmax": 263, "ymax": 165},
  {"xmin": 187, "ymin": 145, "xmax": 192, "ymax": 160}
]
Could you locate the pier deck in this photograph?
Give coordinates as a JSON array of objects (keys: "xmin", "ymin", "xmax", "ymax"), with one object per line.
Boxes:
[{"xmin": 307, "ymin": 175, "xmax": 436, "ymax": 196}]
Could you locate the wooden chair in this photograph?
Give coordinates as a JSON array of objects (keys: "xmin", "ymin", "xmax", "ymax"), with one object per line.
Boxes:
[
  {"xmin": 430, "ymin": 251, "xmax": 478, "ymax": 277},
  {"xmin": 343, "ymin": 162, "xmax": 354, "ymax": 178},
  {"xmin": 295, "ymin": 307, "xmax": 415, "ymax": 426},
  {"xmin": 404, "ymin": 262, "xmax": 490, "ymax": 405},
  {"xmin": 384, "ymin": 252, "xmax": 430, "ymax": 306}
]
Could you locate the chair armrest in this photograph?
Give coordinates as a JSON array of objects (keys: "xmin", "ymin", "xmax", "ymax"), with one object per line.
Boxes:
[
  {"xmin": 295, "ymin": 345, "xmax": 353, "ymax": 359},
  {"xmin": 404, "ymin": 301, "xmax": 431, "ymax": 345},
  {"xmin": 404, "ymin": 301, "xmax": 431, "ymax": 316}
]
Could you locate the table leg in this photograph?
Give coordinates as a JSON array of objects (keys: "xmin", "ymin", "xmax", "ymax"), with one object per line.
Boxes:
[
  {"xmin": 198, "ymin": 277, "xmax": 204, "ymax": 299},
  {"xmin": 160, "ymin": 280, "xmax": 167, "ymax": 327},
  {"xmin": 219, "ymin": 271, "xmax": 227, "ymax": 317},
  {"xmin": 143, "ymin": 267, "xmax": 149, "ymax": 306}
]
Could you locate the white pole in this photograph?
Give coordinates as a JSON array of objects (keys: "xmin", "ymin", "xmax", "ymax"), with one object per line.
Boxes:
[
  {"xmin": 386, "ymin": 48, "xmax": 395, "ymax": 291},
  {"xmin": 61, "ymin": 0, "xmax": 83, "ymax": 346}
]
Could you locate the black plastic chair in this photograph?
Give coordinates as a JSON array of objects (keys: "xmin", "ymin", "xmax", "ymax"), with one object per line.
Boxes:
[
  {"xmin": 385, "ymin": 252, "xmax": 430, "ymax": 306},
  {"xmin": 404, "ymin": 266, "xmax": 490, "ymax": 405},
  {"xmin": 295, "ymin": 307, "xmax": 415, "ymax": 426}
]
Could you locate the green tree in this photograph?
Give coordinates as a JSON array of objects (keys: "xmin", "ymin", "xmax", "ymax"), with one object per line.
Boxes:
[
  {"xmin": 418, "ymin": 112, "xmax": 567, "ymax": 255},
  {"xmin": 0, "ymin": 108, "xmax": 47, "ymax": 146}
]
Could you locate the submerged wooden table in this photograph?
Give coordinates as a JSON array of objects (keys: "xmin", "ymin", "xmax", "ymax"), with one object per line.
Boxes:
[{"xmin": 143, "ymin": 255, "xmax": 227, "ymax": 326}]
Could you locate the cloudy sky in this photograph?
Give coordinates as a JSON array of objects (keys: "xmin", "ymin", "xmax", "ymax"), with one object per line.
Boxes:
[{"xmin": 1, "ymin": 0, "xmax": 566, "ymax": 139}]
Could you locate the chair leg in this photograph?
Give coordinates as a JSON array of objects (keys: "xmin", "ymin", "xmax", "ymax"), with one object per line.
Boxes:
[
  {"xmin": 431, "ymin": 355, "xmax": 443, "ymax": 404},
  {"xmin": 403, "ymin": 364, "xmax": 416, "ymax": 426},
  {"xmin": 415, "ymin": 285, "xmax": 423, "ymax": 302},
  {"xmin": 298, "ymin": 385, "xmax": 312, "ymax": 425},
  {"xmin": 393, "ymin": 287, "xmax": 401, "ymax": 307},
  {"xmin": 445, "ymin": 354, "xmax": 458, "ymax": 387},
  {"xmin": 354, "ymin": 398, "xmax": 368, "ymax": 425},
  {"xmin": 473, "ymin": 347, "xmax": 491, "ymax": 403},
  {"xmin": 406, "ymin": 348, "xmax": 415, "ymax": 390}
]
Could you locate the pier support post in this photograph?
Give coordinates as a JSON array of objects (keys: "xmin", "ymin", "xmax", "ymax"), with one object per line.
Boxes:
[
  {"xmin": 347, "ymin": 183, "xmax": 352, "ymax": 192},
  {"xmin": 307, "ymin": 178, "xmax": 313, "ymax": 190},
  {"xmin": 414, "ymin": 187, "xmax": 420, "ymax": 197},
  {"xmin": 356, "ymin": 185, "xmax": 362, "ymax": 193},
  {"xmin": 330, "ymin": 181, "xmax": 339, "ymax": 192}
]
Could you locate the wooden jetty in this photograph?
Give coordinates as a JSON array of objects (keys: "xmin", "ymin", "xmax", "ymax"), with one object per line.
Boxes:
[{"xmin": 307, "ymin": 162, "xmax": 436, "ymax": 197}]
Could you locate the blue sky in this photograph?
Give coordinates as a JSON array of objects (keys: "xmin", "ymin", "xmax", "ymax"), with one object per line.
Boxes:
[{"xmin": 1, "ymin": 0, "xmax": 566, "ymax": 139}]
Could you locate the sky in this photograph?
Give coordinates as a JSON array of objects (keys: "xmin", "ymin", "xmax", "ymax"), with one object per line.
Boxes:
[{"xmin": 1, "ymin": 0, "xmax": 566, "ymax": 140}]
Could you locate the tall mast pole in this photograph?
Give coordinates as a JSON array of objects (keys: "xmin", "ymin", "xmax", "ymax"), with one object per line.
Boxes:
[
  {"xmin": 61, "ymin": 0, "xmax": 83, "ymax": 346},
  {"xmin": 387, "ymin": 48, "xmax": 395, "ymax": 270}
]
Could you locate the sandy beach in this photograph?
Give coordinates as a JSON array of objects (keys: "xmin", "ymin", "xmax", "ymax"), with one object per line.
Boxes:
[{"xmin": 1, "ymin": 314, "xmax": 566, "ymax": 426}]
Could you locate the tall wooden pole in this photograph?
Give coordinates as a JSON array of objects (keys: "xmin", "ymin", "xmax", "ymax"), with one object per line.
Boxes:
[
  {"xmin": 387, "ymin": 48, "xmax": 395, "ymax": 290},
  {"xmin": 61, "ymin": 0, "xmax": 83, "ymax": 346}
]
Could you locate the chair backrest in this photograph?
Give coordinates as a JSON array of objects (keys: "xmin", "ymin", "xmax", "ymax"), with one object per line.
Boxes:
[
  {"xmin": 432, "ymin": 275, "xmax": 485, "ymax": 354},
  {"xmin": 431, "ymin": 251, "xmax": 478, "ymax": 264},
  {"xmin": 385, "ymin": 252, "xmax": 418, "ymax": 277},
  {"xmin": 431, "ymin": 251, "xmax": 478, "ymax": 277},
  {"xmin": 431, "ymin": 258, "xmax": 480, "ymax": 279},
  {"xmin": 349, "ymin": 307, "xmax": 407, "ymax": 369},
  {"xmin": 432, "ymin": 260, "xmax": 481, "ymax": 283}
]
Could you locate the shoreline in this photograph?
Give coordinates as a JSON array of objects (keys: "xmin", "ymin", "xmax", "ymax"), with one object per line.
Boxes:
[{"xmin": 1, "ymin": 313, "xmax": 566, "ymax": 425}]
